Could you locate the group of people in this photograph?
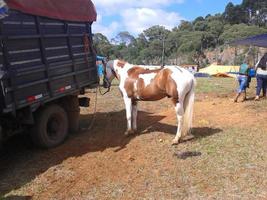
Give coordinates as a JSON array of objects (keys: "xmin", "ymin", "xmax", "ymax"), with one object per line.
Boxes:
[{"xmin": 234, "ymin": 53, "xmax": 267, "ymax": 102}]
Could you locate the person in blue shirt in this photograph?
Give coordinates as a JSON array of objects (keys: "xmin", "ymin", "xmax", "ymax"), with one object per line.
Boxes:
[
  {"xmin": 234, "ymin": 61, "xmax": 251, "ymax": 103},
  {"xmin": 96, "ymin": 55, "xmax": 106, "ymax": 79}
]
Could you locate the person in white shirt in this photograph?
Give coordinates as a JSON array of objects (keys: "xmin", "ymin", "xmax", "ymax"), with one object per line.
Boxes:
[{"xmin": 255, "ymin": 53, "xmax": 267, "ymax": 101}]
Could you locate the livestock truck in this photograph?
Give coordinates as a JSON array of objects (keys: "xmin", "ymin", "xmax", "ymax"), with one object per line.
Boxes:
[{"xmin": 0, "ymin": 0, "xmax": 98, "ymax": 148}]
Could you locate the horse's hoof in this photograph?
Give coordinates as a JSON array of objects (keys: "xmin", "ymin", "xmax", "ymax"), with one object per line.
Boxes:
[
  {"xmin": 172, "ymin": 139, "xmax": 180, "ymax": 145},
  {"xmin": 124, "ymin": 130, "xmax": 135, "ymax": 136},
  {"xmin": 182, "ymin": 133, "xmax": 194, "ymax": 141}
]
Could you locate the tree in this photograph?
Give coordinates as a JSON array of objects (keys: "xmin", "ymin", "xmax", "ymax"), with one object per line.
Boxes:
[
  {"xmin": 207, "ymin": 20, "xmax": 224, "ymax": 46},
  {"xmin": 223, "ymin": 3, "xmax": 248, "ymax": 24},
  {"xmin": 93, "ymin": 33, "xmax": 113, "ymax": 57},
  {"xmin": 220, "ymin": 23, "xmax": 267, "ymax": 43},
  {"xmin": 193, "ymin": 21, "xmax": 208, "ymax": 31},
  {"xmin": 193, "ymin": 16, "xmax": 205, "ymax": 25},
  {"xmin": 92, "ymin": 0, "xmax": 267, "ymax": 65},
  {"xmin": 135, "ymin": 33, "xmax": 149, "ymax": 50},
  {"xmin": 178, "ymin": 20, "xmax": 193, "ymax": 31},
  {"xmin": 242, "ymin": 0, "xmax": 267, "ymax": 26},
  {"xmin": 143, "ymin": 25, "xmax": 169, "ymax": 41},
  {"xmin": 111, "ymin": 31, "xmax": 136, "ymax": 45},
  {"xmin": 178, "ymin": 31, "xmax": 203, "ymax": 53},
  {"xmin": 143, "ymin": 26, "xmax": 171, "ymax": 65}
]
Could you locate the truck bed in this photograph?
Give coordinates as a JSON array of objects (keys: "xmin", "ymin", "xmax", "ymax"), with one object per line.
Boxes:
[{"xmin": 0, "ymin": 10, "xmax": 98, "ymax": 114}]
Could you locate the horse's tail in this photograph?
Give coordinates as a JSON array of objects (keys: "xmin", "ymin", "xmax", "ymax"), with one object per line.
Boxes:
[{"xmin": 182, "ymin": 77, "xmax": 196, "ymax": 136}]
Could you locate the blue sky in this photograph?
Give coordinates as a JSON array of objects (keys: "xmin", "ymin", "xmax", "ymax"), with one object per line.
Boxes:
[{"xmin": 91, "ymin": 0, "xmax": 242, "ymax": 40}]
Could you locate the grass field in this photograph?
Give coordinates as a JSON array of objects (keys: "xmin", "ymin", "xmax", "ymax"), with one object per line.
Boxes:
[{"xmin": 0, "ymin": 77, "xmax": 266, "ymax": 200}]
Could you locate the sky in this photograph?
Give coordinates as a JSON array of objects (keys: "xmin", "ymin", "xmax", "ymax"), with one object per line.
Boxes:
[{"xmin": 91, "ymin": 0, "xmax": 242, "ymax": 40}]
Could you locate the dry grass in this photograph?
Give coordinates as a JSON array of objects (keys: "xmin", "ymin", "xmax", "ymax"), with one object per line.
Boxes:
[{"xmin": 0, "ymin": 77, "xmax": 267, "ymax": 200}]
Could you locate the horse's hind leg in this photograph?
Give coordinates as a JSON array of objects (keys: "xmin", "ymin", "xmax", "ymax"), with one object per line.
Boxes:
[
  {"xmin": 132, "ymin": 101, "xmax": 138, "ymax": 133},
  {"xmin": 172, "ymin": 101, "xmax": 184, "ymax": 145},
  {"xmin": 123, "ymin": 96, "xmax": 134, "ymax": 136}
]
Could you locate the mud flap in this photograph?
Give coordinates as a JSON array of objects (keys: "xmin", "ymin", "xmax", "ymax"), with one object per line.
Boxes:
[{"xmin": 63, "ymin": 96, "xmax": 80, "ymax": 133}]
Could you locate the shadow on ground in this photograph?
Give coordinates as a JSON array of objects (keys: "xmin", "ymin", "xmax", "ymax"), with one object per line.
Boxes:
[
  {"xmin": 1, "ymin": 195, "xmax": 32, "ymax": 200},
  {"xmin": 0, "ymin": 110, "xmax": 222, "ymax": 196}
]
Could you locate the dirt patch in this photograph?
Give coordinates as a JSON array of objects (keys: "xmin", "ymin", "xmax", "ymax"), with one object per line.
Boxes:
[{"xmin": 0, "ymin": 87, "xmax": 267, "ymax": 200}]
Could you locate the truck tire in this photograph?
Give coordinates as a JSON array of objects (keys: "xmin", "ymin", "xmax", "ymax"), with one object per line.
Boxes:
[{"xmin": 31, "ymin": 104, "xmax": 68, "ymax": 148}]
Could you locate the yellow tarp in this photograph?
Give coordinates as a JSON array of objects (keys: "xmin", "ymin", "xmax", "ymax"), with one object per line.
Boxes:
[{"xmin": 199, "ymin": 63, "xmax": 240, "ymax": 78}]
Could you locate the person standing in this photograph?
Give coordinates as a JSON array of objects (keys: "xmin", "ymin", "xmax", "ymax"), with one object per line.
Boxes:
[
  {"xmin": 96, "ymin": 55, "xmax": 106, "ymax": 79},
  {"xmin": 234, "ymin": 62, "xmax": 250, "ymax": 102},
  {"xmin": 0, "ymin": 0, "xmax": 8, "ymax": 19},
  {"xmin": 254, "ymin": 53, "xmax": 267, "ymax": 101}
]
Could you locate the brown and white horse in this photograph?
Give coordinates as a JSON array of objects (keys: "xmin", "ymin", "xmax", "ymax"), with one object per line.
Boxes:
[{"xmin": 103, "ymin": 60, "xmax": 196, "ymax": 144}]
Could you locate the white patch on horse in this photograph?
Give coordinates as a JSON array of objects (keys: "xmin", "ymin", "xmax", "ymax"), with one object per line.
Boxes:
[
  {"xmin": 134, "ymin": 80, "xmax": 140, "ymax": 99},
  {"xmin": 139, "ymin": 73, "xmax": 157, "ymax": 87},
  {"xmin": 165, "ymin": 65, "xmax": 195, "ymax": 143},
  {"xmin": 165, "ymin": 66, "xmax": 193, "ymax": 96},
  {"xmin": 134, "ymin": 80, "xmax": 138, "ymax": 91},
  {"xmin": 114, "ymin": 61, "xmax": 134, "ymax": 133},
  {"xmin": 139, "ymin": 65, "xmax": 162, "ymax": 70},
  {"xmin": 113, "ymin": 60, "xmax": 132, "ymax": 94}
]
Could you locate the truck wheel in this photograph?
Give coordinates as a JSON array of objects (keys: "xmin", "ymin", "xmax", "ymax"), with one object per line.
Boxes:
[{"xmin": 31, "ymin": 104, "xmax": 68, "ymax": 148}]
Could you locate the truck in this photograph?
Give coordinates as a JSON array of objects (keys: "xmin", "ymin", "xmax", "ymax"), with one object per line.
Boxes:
[{"xmin": 0, "ymin": 0, "xmax": 98, "ymax": 148}]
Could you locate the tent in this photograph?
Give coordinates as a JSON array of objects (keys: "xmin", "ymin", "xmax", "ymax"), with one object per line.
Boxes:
[
  {"xmin": 199, "ymin": 63, "xmax": 239, "ymax": 78},
  {"xmin": 5, "ymin": 0, "xmax": 97, "ymax": 22},
  {"xmin": 232, "ymin": 33, "xmax": 267, "ymax": 48}
]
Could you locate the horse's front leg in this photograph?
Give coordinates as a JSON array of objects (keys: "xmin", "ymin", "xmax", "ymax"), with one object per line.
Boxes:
[{"xmin": 123, "ymin": 96, "xmax": 134, "ymax": 136}]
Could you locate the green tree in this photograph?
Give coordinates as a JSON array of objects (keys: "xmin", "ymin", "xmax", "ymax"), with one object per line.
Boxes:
[
  {"xmin": 193, "ymin": 16, "xmax": 205, "ymax": 25},
  {"xmin": 178, "ymin": 20, "xmax": 193, "ymax": 31},
  {"xmin": 220, "ymin": 23, "xmax": 267, "ymax": 43},
  {"xmin": 207, "ymin": 20, "xmax": 224, "ymax": 46},
  {"xmin": 223, "ymin": 3, "xmax": 247, "ymax": 24},
  {"xmin": 242, "ymin": 0, "xmax": 267, "ymax": 26},
  {"xmin": 193, "ymin": 20, "xmax": 208, "ymax": 31},
  {"xmin": 93, "ymin": 33, "xmax": 113, "ymax": 57},
  {"xmin": 225, "ymin": 3, "xmax": 236, "ymax": 23},
  {"xmin": 143, "ymin": 25, "xmax": 169, "ymax": 41},
  {"xmin": 143, "ymin": 26, "xmax": 171, "ymax": 65},
  {"xmin": 93, "ymin": 0, "xmax": 267, "ymax": 65},
  {"xmin": 111, "ymin": 31, "xmax": 136, "ymax": 45}
]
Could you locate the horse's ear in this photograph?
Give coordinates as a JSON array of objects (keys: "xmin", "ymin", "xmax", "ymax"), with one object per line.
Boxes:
[{"xmin": 117, "ymin": 60, "xmax": 126, "ymax": 68}]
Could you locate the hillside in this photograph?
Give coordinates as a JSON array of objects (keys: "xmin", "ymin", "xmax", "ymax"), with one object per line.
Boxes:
[{"xmin": 205, "ymin": 46, "xmax": 267, "ymax": 66}]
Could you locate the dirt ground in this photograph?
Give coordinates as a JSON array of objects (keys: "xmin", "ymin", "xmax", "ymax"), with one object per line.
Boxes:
[{"xmin": 0, "ymin": 80, "xmax": 267, "ymax": 200}]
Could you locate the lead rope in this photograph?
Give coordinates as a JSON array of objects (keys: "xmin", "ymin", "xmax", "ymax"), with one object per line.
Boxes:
[
  {"xmin": 98, "ymin": 85, "xmax": 110, "ymax": 95},
  {"xmin": 80, "ymin": 86, "xmax": 98, "ymax": 132},
  {"xmin": 82, "ymin": 35, "xmax": 112, "ymax": 132},
  {"xmin": 81, "ymin": 82, "xmax": 111, "ymax": 132}
]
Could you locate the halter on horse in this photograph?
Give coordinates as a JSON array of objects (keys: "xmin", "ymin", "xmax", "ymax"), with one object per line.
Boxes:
[{"xmin": 103, "ymin": 59, "xmax": 196, "ymax": 145}]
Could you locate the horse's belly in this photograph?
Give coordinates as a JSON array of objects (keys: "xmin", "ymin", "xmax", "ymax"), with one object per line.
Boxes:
[{"xmin": 137, "ymin": 89, "xmax": 166, "ymax": 101}]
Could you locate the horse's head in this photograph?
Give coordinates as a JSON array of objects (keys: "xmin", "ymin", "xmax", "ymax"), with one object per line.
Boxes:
[
  {"xmin": 103, "ymin": 60, "xmax": 116, "ymax": 88},
  {"xmin": 102, "ymin": 59, "xmax": 127, "ymax": 88}
]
